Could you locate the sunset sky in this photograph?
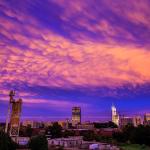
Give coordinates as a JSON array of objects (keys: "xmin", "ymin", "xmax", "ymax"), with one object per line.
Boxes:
[{"xmin": 0, "ymin": 0, "xmax": 150, "ymax": 122}]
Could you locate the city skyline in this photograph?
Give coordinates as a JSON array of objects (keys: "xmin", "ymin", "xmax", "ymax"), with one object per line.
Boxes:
[
  {"xmin": 0, "ymin": 0, "xmax": 150, "ymax": 122},
  {"xmin": 0, "ymin": 91, "xmax": 149, "ymax": 122}
]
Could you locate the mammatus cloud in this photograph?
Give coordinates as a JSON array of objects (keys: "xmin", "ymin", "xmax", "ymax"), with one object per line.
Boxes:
[
  {"xmin": 105, "ymin": 0, "xmax": 150, "ymax": 28},
  {"xmin": 0, "ymin": 25, "xmax": 150, "ymax": 88}
]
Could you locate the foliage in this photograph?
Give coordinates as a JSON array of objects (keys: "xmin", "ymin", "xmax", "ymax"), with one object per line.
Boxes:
[
  {"xmin": 62, "ymin": 130, "xmax": 75, "ymax": 138},
  {"xmin": 28, "ymin": 135, "xmax": 48, "ymax": 150},
  {"xmin": 80, "ymin": 130, "xmax": 95, "ymax": 141},
  {"xmin": 48, "ymin": 122, "xmax": 62, "ymax": 138},
  {"xmin": 120, "ymin": 144, "xmax": 150, "ymax": 150},
  {"xmin": 0, "ymin": 131, "xmax": 17, "ymax": 150},
  {"xmin": 80, "ymin": 130, "xmax": 113, "ymax": 143},
  {"xmin": 113, "ymin": 125, "xmax": 150, "ymax": 146},
  {"xmin": 129, "ymin": 125, "xmax": 150, "ymax": 145},
  {"xmin": 95, "ymin": 134, "xmax": 113, "ymax": 143},
  {"xmin": 94, "ymin": 121, "xmax": 118, "ymax": 128},
  {"xmin": 25, "ymin": 125, "xmax": 33, "ymax": 137},
  {"xmin": 113, "ymin": 131, "xmax": 127, "ymax": 143}
]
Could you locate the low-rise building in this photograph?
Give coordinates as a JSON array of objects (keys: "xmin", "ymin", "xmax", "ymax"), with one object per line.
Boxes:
[
  {"xmin": 58, "ymin": 120, "xmax": 69, "ymax": 129},
  {"xmin": 95, "ymin": 128, "xmax": 119, "ymax": 137},
  {"xmin": 77, "ymin": 123, "xmax": 94, "ymax": 130},
  {"xmin": 144, "ymin": 113, "xmax": 150, "ymax": 125},
  {"xmin": 22, "ymin": 120, "xmax": 43, "ymax": 128},
  {"xmin": 12, "ymin": 137, "xmax": 30, "ymax": 145},
  {"xmin": 133, "ymin": 116, "xmax": 142, "ymax": 127},
  {"xmin": 44, "ymin": 121, "xmax": 53, "ymax": 127},
  {"xmin": 119, "ymin": 116, "xmax": 134, "ymax": 128},
  {"xmin": 89, "ymin": 143, "xmax": 120, "ymax": 150},
  {"xmin": 48, "ymin": 136, "xmax": 82, "ymax": 148}
]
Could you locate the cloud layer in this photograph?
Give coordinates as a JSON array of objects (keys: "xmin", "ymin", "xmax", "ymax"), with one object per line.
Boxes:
[{"xmin": 0, "ymin": 0, "xmax": 150, "ymax": 120}]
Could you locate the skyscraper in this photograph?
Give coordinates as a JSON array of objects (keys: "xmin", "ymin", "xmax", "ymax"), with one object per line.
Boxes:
[
  {"xmin": 111, "ymin": 104, "xmax": 119, "ymax": 126},
  {"xmin": 144, "ymin": 113, "xmax": 150, "ymax": 125},
  {"xmin": 72, "ymin": 107, "xmax": 81, "ymax": 126}
]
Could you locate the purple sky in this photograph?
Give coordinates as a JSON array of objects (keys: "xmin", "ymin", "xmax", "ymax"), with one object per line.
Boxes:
[{"xmin": 0, "ymin": 0, "xmax": 150, "ymax": 122}]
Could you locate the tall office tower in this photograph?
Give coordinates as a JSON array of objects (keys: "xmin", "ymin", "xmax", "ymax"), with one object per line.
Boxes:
[
  {"xmin": 72, "ymin": 107, "xmax": 81, "ymax": 126},
  {"xmin": 111, "ymin": 104, "xmax": 119, "ymax": 126},
  {"xmin": 144, "ymin": 113, "xmax": 150, "ymax": 125},
  {"xmin": 133, "ymin": 116, "xmax": 142, "ymax": 127}
]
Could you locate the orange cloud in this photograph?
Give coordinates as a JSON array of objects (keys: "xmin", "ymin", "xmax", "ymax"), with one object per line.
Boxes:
[
  {"xmin": 105, "ymin": 0, "xmax": 150, "ymax": 28},
  {"xmin": 0, "ymin": 0, "xmax": 150, "ymax": 90}
]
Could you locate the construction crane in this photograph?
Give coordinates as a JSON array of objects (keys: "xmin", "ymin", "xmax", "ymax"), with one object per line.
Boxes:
[{"xmin": 5, "ymin": 90, "xmax": 15, "ymax": 133}]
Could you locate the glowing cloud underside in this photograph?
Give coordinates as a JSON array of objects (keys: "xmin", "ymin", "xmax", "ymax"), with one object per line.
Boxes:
[{"xmin": 0, "ymin": 0, "xmax": 150, "ymax": 120}]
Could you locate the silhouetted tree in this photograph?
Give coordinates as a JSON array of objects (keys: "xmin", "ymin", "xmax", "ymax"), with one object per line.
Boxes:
[
  {"xmin": 28, "ymin": 135, "xmax": 48, "ymax": 150},
  {"xmin": 130, "ymin": 125, "xmax": 150, "ymax": 146},
  {"xmin": 94, "ymin": 121, "xmax": 118, "ymax": 128},
  {"xmin": 62, "ymin": 130, "xmax": 75, "ymax": 138},
  {"xmin": 0, "ymin": 131, "xmax": 17, "ymax": 150},
  {"xmin": 122, "ymin": 124, "xmax": 135, "ymax": 142},
  {"xmin": 113, "ymin": 131, "xmax": 126, "ymax": 143},
  {"xmin": 113, "ymin": 125, "xmax": 150, "ymax": 146},
  {"xmin": 81, "ymin": 130, "xmax": 95, "ymax": 141},
  {"xmin": 26, "ymin": 125, "xmax": 33, "ymax": 137},
  {"xmin": 49, "ymin": 122, "xmax": 62, "ymax": 138}
]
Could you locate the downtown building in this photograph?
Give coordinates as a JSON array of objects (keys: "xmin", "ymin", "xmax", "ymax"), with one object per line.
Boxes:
[
  {"xmin": 111, "ymin": 104, "xmax": 143, "ymax": 128},
  {"xmin": 119, "ymin": 116, "xmax": 134, "ymax": 128},
  {"xmin": 72, "ymin": 107, "xmax": 81, "ymax": 126},
  {"xmin": 119, "ymin": 116, "xmax": 142, "ymax": 128},
  {"xmin": 76, "ymin": 122, "xmax": 94, "ymax": 130},
  {"xmin": 133, "ymin": 116, "xmax": 142, "ymax": 127},
  {"xmin": 111, "ymin": 104, "xmax": 119, "ymax": 126},
  {"xmin": 144, "ymin": 113, "xmax": 150, "ymax": 125},
  {"xmin": 22, "ymin": 120, "xmax": 43, "ymax": 128}
]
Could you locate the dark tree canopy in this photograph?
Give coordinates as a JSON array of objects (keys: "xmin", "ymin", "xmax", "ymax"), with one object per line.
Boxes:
[
  {"xmin": 62, "ymin": 130, "xmax": 75, "ymax": 138},
  {"xmin": 25, "ymin": 125, "xmax": 33, "ymax": 137},
  {"xmin": 94, "ymin": 121, "xmax": 118, "ymax": 128},
  {"xmin": 80, "ymin": 130, "xmax": 95, "ymax": 141},
  {"xmin": 48, "ymin": 122, "xmax": 62, "ymax": 138},
  {"xmin": 0, "ymin": 131, "xmax": 17, "ymax": 150},
  {"xmin": 113, "ymin": 125, "xmax": 150, "ymax": 146},
  {"xmin": 28, "ymin": 135, "xmax": 48, "ymax": 150}
]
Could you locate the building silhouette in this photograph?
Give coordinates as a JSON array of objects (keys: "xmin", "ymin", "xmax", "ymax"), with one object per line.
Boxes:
[
  {"xmin": 144, "ymin": 113, "xmax": 150, "ymax": 125},
  {"xmin": 133, "ymin": 116, "xmax": 142, "ymax": 127},
  {"xmin": 119, "ymin": 116, "xmax": 133, "ymax": 128},
  {"xmin": 111, "ymin": 104, "xmax": 119, "ymax": 126},
  {"xmin": 72, "ymin": 107, "xmax": 81, "ymax": 126}
]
